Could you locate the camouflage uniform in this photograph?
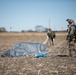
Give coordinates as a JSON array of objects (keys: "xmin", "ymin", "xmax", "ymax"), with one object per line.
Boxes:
[
  {"xmin": 43, "ymin": 28, "xmax": 56, "ymax": 45},
  {"xmin": 47, "ymin": 29, "xmax": 56, "ymax": 45},
  {"xmin": 66, "ymin": 19, "xmax": 76, "ymax": 42}
]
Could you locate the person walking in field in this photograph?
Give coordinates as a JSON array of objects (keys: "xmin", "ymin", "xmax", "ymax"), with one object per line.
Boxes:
[{"xmin": 43, "ymin": 28, "xmax": 56, "ymax": 46}]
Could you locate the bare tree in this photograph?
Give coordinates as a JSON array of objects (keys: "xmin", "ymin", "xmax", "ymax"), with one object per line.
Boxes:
[
  {"xmin": 35, "ymin": 25, "xmax": 45, "ymax": 32},
  {"xmin": 0, "ymin": 27, "xmax": 6, "ymax": 32}
]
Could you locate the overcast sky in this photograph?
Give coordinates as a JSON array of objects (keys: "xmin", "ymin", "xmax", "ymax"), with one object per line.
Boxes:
[{"xmin": 0, "ymin": 0, "xmax": 76, "ymax": 31}]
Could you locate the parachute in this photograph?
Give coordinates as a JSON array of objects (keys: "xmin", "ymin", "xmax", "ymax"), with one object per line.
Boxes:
[{"xmin": 1, "ymin": 41, "xmax": 48, "ymax": 57}]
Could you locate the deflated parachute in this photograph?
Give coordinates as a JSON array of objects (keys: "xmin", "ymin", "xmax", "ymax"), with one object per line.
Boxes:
[{"xmin": 1, "ymin": 41, "xmax": 48, "ymax": 57}]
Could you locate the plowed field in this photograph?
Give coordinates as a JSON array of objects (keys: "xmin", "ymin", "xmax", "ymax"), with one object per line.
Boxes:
[{"xmin": 0, "ymin": 32, "xmax": 76, "ymax": 75}]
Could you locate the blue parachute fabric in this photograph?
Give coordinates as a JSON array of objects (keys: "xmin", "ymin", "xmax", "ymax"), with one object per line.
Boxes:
[{"xmin": 1, "ymin": 41, "xmax": 48, "ymax": 57}]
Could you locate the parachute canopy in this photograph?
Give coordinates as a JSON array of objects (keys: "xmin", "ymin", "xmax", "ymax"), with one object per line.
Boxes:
[{"xmin": 2, "ymin": 41, "xmax": 48, "ymax": 57}]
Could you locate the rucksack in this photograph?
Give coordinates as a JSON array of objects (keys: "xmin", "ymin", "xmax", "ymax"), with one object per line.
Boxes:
[
  {"xmin": 47, "ymin": 31, "xmax": 56, "ymax": 39},
  {"xmin": 52, "ymin": 31, "xmax": 56, "ymax": 38}
]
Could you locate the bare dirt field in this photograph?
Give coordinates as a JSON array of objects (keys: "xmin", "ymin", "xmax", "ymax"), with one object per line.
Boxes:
[{"xmin": 0, "ymin": 32, "xmax": 76, "ymax": 75}]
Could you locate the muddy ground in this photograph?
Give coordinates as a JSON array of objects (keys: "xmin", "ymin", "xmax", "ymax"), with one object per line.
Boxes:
[{"xmin": 0, "ymin": 32, "xmax": 76, "ymax": 75}]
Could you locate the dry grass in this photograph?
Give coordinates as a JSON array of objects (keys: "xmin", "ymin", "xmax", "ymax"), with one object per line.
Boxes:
[{"xmin": 0, "ymin": 32, "xmax": 76, "ymax": 75}]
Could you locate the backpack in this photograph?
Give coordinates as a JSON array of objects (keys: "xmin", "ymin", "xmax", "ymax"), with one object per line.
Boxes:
[
  {"xmin": 52, "ymin": 31, "xmax": 56, "ymax": 38},
  {"xmin": 47, "ymin": 31, "xmax": 56, "ymax": 39}
]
